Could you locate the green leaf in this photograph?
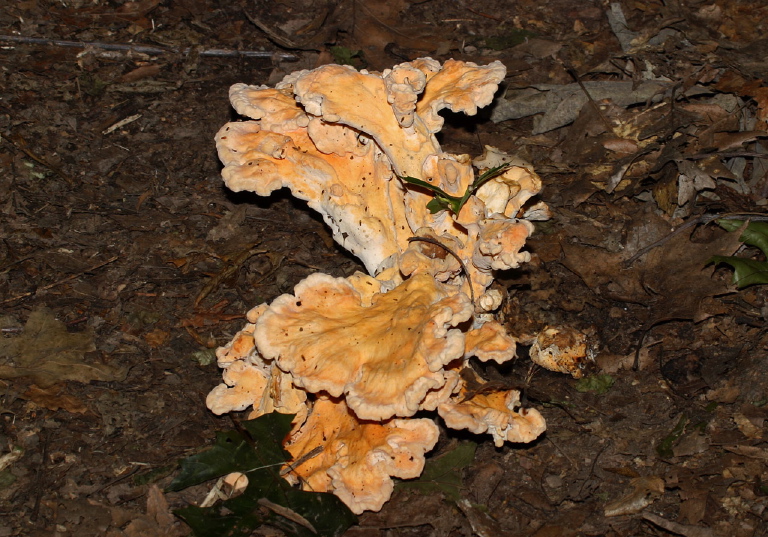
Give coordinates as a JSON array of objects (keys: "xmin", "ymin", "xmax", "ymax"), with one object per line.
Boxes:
[
  {"xmin": 574, "ymin": 374, "xmax": 615, "ymax": 394},
  {"xmin": 329, "ymin": 46, "xmax": 364, "ymax": 67},
  {"xmin": 709, "ymin": 255, "xmax": 768, "ymax": 288},
  {"xmin": 400, "ymin": 162, "xmax": 512, "ymax": 216},
  {"xmin": 426, "ymin": 197, "xmax": 452, "ymax": 214},
  {"xmin": 399, "ymin": 175, "xmax": 453, "ymax": 198},
  {"xmin": 169, "ymin": 412, "xmax": 357, "ymax": 537},
  {"xmin": 133, "ymin": 464, "xmax": 175, "ymax": 486},
  {"xmin": 174, "ymin": 506, "xmax": 263, "ymax": 537},
  {"xmin": 396, "ymin": 441, "xmax": 476, "ymax": 501},
  {"xmin": 168, "ymin": 412, "xmax": 294, "ymax": 492},
  {"xmin": 469, "ymin": 162, "xmax": 514, "ymax": 194}
]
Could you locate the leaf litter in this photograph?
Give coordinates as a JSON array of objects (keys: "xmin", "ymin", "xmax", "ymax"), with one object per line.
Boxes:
[
  {"xmin": 0, "ymin": 308, "xmax": 126, "ymax": 388},
  {"xmin": 2, "ymin": 0, "xmax": 768, "ymax": 535}
]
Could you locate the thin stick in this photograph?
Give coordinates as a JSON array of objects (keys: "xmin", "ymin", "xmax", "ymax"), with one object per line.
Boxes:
[
  {"xmin": 0, "ymin": 34, "xmax": 298, "ymax": 61},
  {"xmin": 1, "ymin": 255, "xmax": 118, "ymax": 305},
  {"xmin": 243, "ymin": 11, "xmax": 319, "ymax": 51},
  {"xmin": 565, "ymin": 64, "xmax": 616, "ymax": 135},
  {"xmin": 279, "ymin": 446, "xmax": 324, "ymax": 476},
  {"xmin": 407, "ymin": 236, "xmax": 475, "ymax": 304}
]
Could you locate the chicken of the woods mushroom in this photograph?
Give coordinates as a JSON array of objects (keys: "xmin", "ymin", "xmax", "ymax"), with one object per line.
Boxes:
[{"xmin": 208, "ymin": 57, "xmax": 556, "ymax": 514}]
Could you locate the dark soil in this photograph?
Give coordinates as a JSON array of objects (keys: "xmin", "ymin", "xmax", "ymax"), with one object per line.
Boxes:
[{"xmin": 1, "ymin": 1, "xmax": 767, "ymax": 536}]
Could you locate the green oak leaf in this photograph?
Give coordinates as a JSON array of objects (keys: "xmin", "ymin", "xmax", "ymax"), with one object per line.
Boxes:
[
  {"xmin": 168, "ymin": 412, "xmax": 356, "ymax": 537},
  {"xmin": 396, "ymin": 441, "xmax": 476, "ymax": 501}
]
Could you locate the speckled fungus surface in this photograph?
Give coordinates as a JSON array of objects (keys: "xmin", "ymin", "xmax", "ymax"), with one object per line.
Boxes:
[{"xmin": 209, "ymin": 57, "xmax": 553, "ymax": 514}]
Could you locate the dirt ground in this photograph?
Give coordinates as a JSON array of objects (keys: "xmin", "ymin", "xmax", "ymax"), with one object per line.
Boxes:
[{"xmin": 2, "ymin": 0, "xmax": 768, "ymax": 535}]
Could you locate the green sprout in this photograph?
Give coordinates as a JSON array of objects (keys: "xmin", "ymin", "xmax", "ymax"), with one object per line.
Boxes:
[{"xmin": 399, "ymin": 162, "xmax": 513, "ymax": 215}]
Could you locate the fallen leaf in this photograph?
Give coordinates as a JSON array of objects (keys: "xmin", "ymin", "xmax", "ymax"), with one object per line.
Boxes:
[
  {"xmin": 562, "ymin": 212, "xmax": 742, "ymax": 323},
  {"xmin": 0, "ymin": 308, "xmax": 126, "ymax": 387},
  {"xmin": 122, "ymin": 484, "xmax": 185, "ymax": 537},
  {"xmin": 709, "ymin": 219, "xmax": 768, "ymax": 288},
  {"xmin": 604, "ymin": 476, "xmax": 664, "ymax": 517},
  {"xmin": 23, "ymin": 384, "xmax": 88, "ymax": 414},
  {"xmin": 144, "ymin": 328, "xmax": 170, "ymax": 348},
  {"xmin": 490, "ymin": 80, "xmax": 675, "ymax": 134},
  {"xmin": 118, "ymin": 64, "xmax": 161, "ymax": 84}
]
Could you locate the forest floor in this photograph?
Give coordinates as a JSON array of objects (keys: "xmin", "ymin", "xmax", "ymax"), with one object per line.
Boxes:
[{"xmin": 2, "ymin": 0, "xmax": 768, "ymax": 535}]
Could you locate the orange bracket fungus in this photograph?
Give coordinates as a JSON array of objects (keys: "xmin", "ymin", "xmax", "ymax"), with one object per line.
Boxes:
[{"xmin": 209, "ymin": 58, "xmax": 555, "ymax": 514}]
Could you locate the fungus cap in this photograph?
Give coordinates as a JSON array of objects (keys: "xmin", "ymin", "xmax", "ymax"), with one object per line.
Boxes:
[
  {"xmin": 255, "ymin": 272, "xmax": 473, "ymax": 421},
  {"xmin": 438, "ymin": 389, "xmax": 546, "ymax": 447},
  {"xmin": 284, "ymin": 397, "xmax": 439, "ymax": 514},
  {"xmin": 463, "ymin": 321, "xmax": 517, "ymax": 363}
]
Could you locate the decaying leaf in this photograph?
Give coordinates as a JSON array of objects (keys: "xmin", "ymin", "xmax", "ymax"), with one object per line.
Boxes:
[
  {"xmin": 0, "ymin": 308, "xmax": 126, "ymax": 388},
  {"xmin": 121, "ymin": 485, "xmax": 186, "ymax": 537},
  {"xmin": 604, "ymin": 476, "xmax": 665, "ymax": 517},
  {"xmin": 562, "ymin": 212, "xmax": 742, "ymax": 323},
  {"xmin": 490, "ymin": 80, "xmax": 677, "ymax": 134},
  {"xmin": 22, "ymin": 384, "xmax": 88, "ymax": 414}
]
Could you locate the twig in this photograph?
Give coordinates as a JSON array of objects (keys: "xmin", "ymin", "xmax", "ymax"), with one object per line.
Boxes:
[
  {"xmin": 643, "ymin": 512, "xmax": 716, "ymax": 537},
  {"xmin": 194, "ymin": 245, "xmax": 266, "ymax": 307},
  {"xmin": 407, "ymin": 236, "xmax": 475, "ymax": 304},
  {"xmin": 577, "ymin": 441, "xmax": 609, "ymax": 499},
  {"xmin": 243, "ymin": 11, "xmax": 320, "ymax": 51},
  {"xmin": 87, "ymin": 465, "xmax": 142, "ymax": 497},
  {"xmin": 460, "ymin": 2, "xmax": 503, "ymax": 21},
  {"xmin": 279, "ymin": 446, "xmax": 324, "ymax": 477},
  {"xmin": 1, "ymin": 255, "xmax": 119, "ymax": 305},
  {"xmin": 0, "ymin": 34, "xmax": 298, "ymax": 61}
]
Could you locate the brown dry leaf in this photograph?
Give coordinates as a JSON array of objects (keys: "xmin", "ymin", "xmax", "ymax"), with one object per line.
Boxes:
[
  {"xmin": 0, "ymin": 308, "xmax": 126, "ymax": 388},
  {"xmin": 723, "ymin": 445, "xmax": 768, "ymax": 461},
  {"xmin": 353, "ymin": 0, "xmax": 437, "ymax": 50},
  {"xmin": 144, "ymin": 328, "xmax": 170, "ymax": 349},
  {"xmin": 678, "ymin": 488, "xmax": 708, "ymax": 525},
  {"xmin": 562, "ymin": 214, "xmax": 742, "ymax": 323},
  {"xmin": 344, "ymin": 0, "xmax": 439, "ymax": 69},
  {"xmin": 121, "ymin": 486, "xmax": 184, "ymax": 537},
  {"xmin": 604, "ymin": 476, "xmax": 664, "ymax": 517},
  {"xmin": 23, "ymin": 384, "xmax": 88, "ymax": 414},
  {"xmin": 118, "ymin": 64, "xmax": 162, "ymax": 84}
]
